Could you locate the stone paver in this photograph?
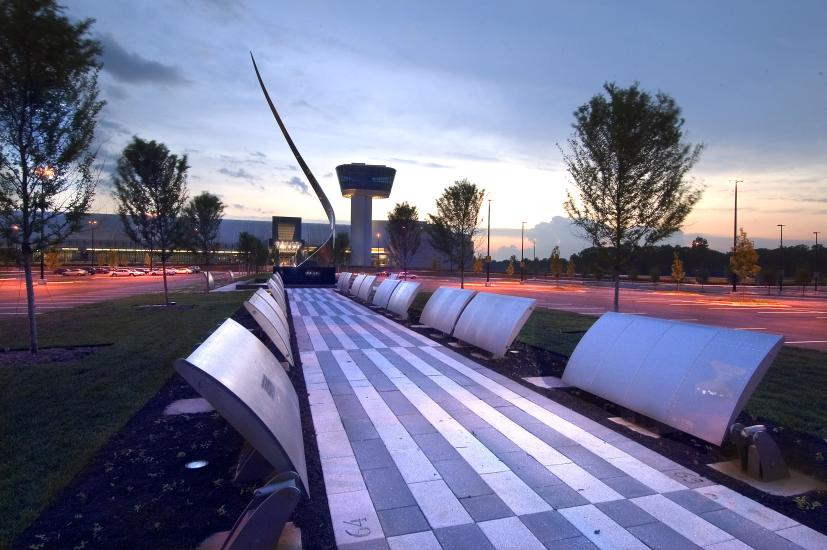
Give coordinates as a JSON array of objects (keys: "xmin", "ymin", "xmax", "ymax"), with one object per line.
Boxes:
[{"xmin": 290, "ymin": 288, "xmax": 825, "ymax": 549}]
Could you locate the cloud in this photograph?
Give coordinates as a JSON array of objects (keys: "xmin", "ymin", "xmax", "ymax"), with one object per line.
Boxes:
[
  {"xmin": 323, "ymin": 172, "xmax": 334, "ymax": 178},
  {"xmin": 99, "ymin": 119, "xmax": 130, "ymax": 136},
  {"xmin": 286, "ymin": 176, "xmax": 310, "ymax": 195},
  {"xmin": 218, "ymin": 167, "xmax": 257, "ymax": 180},
  {"xmin": 250, "ymin": 151, "xmax": 267, "ymax": 158},
  {"xmin": 388, "ymin": 158, "xmax": 452, "ymax": 169},
  {"xmin": 100, "ymin": 34, "xmax": 189, "ymax": 86}
]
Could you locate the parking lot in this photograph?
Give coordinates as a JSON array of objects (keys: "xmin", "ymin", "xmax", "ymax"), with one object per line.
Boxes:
[{"xmin": 0, "ymin": 269, "xmax": 210, "ymax": 317}]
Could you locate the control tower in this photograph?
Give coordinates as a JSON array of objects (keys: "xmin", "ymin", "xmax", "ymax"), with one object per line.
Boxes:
[{"xmin": 336, "ymin": 163, "xmax": 396, "ymax": 267}]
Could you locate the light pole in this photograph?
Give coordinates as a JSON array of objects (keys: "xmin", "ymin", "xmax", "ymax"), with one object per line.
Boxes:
[
  {"xmin": 732, "ymin": 180, "xmax": 742, "ymax": 292},
  {"xmin": 533, "ymin": 239, "xmax": 537, "ymax": 279},
  {"xmin": 375, "ymin": 232, "xmax": 381, "ymax": 268},
  {"xmin": 88, "ymin": 219, "xmax": 98, "ymax": 268},
  {"xmin": 485, "ymin": 199, "xmax": 492, "ymax": 287},
  {"xmin": 778, "ymin": 224, "xmax": 786, "ymax": 293},
  {"xmin": 520, "ymin": 221, "xmax": 526, "ymax": 284}
]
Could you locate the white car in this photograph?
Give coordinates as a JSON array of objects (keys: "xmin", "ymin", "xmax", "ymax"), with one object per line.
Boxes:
[
  {"xmin": 173, "ymin": 267, "xmax": 193, "ymax": 274},
  {"xmin": 110, "ymin": 268, "xmax": 134, "ymax": 277},
  {"xmin": 61, "ymin": 268, "xmax": 88, "ymax": 276}
]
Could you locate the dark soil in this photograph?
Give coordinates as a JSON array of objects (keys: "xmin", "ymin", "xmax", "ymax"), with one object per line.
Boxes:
[
  {"xmin": 396, "ymin": 305, "xmax": 827, "ymax": 536},
  {"xmin": 13, "ymin": 299, "xmax": 337, "ymax": 550}
]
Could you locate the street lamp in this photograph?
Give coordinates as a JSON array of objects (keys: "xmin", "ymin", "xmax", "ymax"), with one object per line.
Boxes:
[
  {"xmin": 376, "ymin": 232, "xmax": 381, "ymax": 268},
  {"xmin": 520, "ymin": 221, "xmax": 526, "ymax": 284},
  {"xmin": 485, "ymin": 199, "xmax": 492, "ymax": 287},
  {"xmin": 533, "ymin": 239, "xmax": 537, "ymax": 279},
  {"xmin": 88, "ymin": 219, "xmax": 98, "ymax": 267},
  {"xmin": 778, "ymin": 224, "xmax": 786, "ymax": 293}
]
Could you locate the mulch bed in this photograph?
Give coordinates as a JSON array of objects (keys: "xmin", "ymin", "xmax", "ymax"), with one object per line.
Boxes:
[
  {"xmin": 399, "ymin": 307, "xmax": 827, "ymax": 535},
  {"xmin": 14, "ymin": 303, "xmax": 336, "ymax": 550}
]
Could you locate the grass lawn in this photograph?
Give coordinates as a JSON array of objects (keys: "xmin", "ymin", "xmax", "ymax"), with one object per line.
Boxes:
[
  {"xmin": 0, "ymin": 290, "xmax": 250, "ymax": 548},
  {"xmin": 413, "ymin": 292, "xmax": 827, "ymax": 439}
]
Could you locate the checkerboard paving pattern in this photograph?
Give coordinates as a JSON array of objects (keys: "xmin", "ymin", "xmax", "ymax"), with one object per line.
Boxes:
[{"xmin": 288, "ymin": 288, "xmax": 826, "ymax": 550}]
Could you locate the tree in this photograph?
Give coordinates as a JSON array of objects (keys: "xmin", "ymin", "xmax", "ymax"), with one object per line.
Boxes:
[
  {"xmin": 332, "ymin": 231, "xmax": 350, "ymax": 267},
  {"xmin": 0, "ymin": 0, "xmax": 103, "ymax": 352},
  {"xmin": 566, "ymin": 257, "xmax": 576, "ymax": 277},
  {"xmin": 505, "ymin": 258, "xmax": 515, "ymax": 277},
  {"xmin": 427, "ymin": 179, "xmax": 485, "ymax": 288},
  {"xmin": 550, "ymin": 246, "xmax": 562, "ymax": 283},
  {"xmin": 730, "ymin": 228, "xmax": 760, "ymax": 287},
  {"xmin": 671, "ymin": 251, "xmax": 685, "ymax": 288},
  {"xmin": 473, "ymin": 255, "xmax": 483, "ymax": 274},
  {"xmin": 237, "ymin": 231, "xmax": 268, "ymax": 274},
  {"xmin": 691, "ymin": 236, "xmax": 709, "ymax": 249},
  {"xmin": 43, "ymin": 248, "xmax": 61, "ymax": 271},
  {"xmin": 695, "ymin": 267, "xmax": 710, "ymax": 289},
  {"xmin": 794, "ymin": 267, "xmax": 812, "ymax": 296},
  {"xmin": 649, "ymin": 266, "xmax": 661, "ymax": 284},
  {"xmin": 561, "ymin": 82, "xmax": 703, "ymax": 311},
  {"xmin": 386, "ymin": 202, "xmax": 422, "ymax": 274},
  {"xmin": 181, "ymin": 191, "xmax": 224, "ymax": 267},
  {"xmin": 107, "ymin": 249, "xmax": 120, "ymax": 267},
  {"xmin": 113, "ymin": 137, "xmax": 189, "ymax": 306}
]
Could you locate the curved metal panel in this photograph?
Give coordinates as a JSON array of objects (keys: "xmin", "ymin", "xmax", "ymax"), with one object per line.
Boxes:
[
  {"xmin": 251, "ymin": 53, "xmax": 335, "ymax": 267},
  {"xmin": 174, "ymin": 318, "xmax": 308, "ymax": 493},
  {"xmin": 357, "ymin": 275, "xmax": 377, "ymax": 302},
  {"xmin": 372, "ymin": 278, "xmax": 402, "ymax": 309},
  {"xmin": 349, "ymin": 274, "xmax": 366, "ymax": 297},
  {"xmin": 272, "ymin": 272, "xmax": 284, "ymax": 287},
  {"xmin": 205, "ymin": 271, "xmax": 215, "ymax": 290},
  {"xmin": 254, "ymin": 289, "xmax": 290, "ymax": 332},
  {"xmin": 386, "ymin": 281, "xmax": 421, "ymax": 320},
  {"xmin": 419, "ymin": 287, "xmax": 477, "ymax": 335},
  {"xmin": 337, "ymin": 272, "xmax": 352, "ymax": 293},
  {"xmin": 452, "ymin": 293, "xmax": 536, "ymax": 358},
  {"xmin": 561, "ymin": 313, "xmax": 784, "ymax": 445},
  {"xmin": 245, "ymin": 295, "xmax": 294, "ymax": 367},
  {"xmin": 269, "ymin": 276, "xmax": 285, "ymax": 297},
  {"xmin": 267, "ymin": 279, "xmax": 287, "ymax": 312},
  {"xmin": 388, "ymin": 273, "xmax": 398, "ymax": 280}
]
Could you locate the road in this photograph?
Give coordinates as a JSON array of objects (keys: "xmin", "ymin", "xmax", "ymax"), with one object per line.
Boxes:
[
  {"xmin": 0, "ymin": 271, "xmax": 217, "ymax": 318},
  {"xmin": 412, "ymin": 274, "xmax": 827, "ymax": 352}
]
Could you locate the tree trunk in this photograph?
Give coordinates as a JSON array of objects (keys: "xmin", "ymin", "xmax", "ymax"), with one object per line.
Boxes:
[
  {"xmin": 161, "ymin": 257, "xmax": 169, "ymax": 305},
  {"xmin": 22, "ymin": 252, "xmax": 39, "ymax": 353}
]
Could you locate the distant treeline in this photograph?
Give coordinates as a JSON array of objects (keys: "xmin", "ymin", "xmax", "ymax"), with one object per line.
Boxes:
[{"xmin": 485, "ymin": 244, "xmax": 826, "ymax": 281}]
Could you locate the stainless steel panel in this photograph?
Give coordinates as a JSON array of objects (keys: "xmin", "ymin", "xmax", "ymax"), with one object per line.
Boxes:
[
  {"xmin": 246, "ymin": 290, "xmax": 294, "ymax": 366},
  {"xmin": 452, "ymin": 292, "xmax": 536, "ymax": 358},
  {"xmin": 349, "ymin": 274, "xmax": 366, "ymax": 297},
  {"xmin": 337, "ymin": 272, "xmax": 351, "ymax": 292},
  {"xmin": 386, "ymin": 281, "xmax": 421, "ymax": 320},
  {"xmin": 267, "ymin": 279, "xmax": 288, "ymax": 312},
  {"xmin": 357, "ymin": 275, "xmax": 377, "ymax": 302},
  {"xmin": 562, "ymin": 313, "xmax": 783, "ymax": 445},
  {"xmin": 174, "ymin": 318, "xmax": 308, "ymax": 493},
  {"xmin": 372, "ymin": 279, "xmax": 402, "ymax": 309},
  {"xmin": 419, "ymin": 287, "xmax": 477, "ymax": 335}
]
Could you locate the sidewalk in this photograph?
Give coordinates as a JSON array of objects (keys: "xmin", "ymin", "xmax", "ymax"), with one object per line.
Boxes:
[{"xmin": 290, "ymin": 288, "xmax": 826, "ymax": 549}]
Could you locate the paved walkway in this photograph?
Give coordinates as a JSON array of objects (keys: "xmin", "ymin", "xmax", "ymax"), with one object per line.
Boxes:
[{"xmin": 289, "ymin": 288, "xmax": 826, "ymax": 550}]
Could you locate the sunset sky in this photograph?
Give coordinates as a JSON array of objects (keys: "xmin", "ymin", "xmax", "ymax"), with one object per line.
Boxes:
[{"xmin": 65, "ymin": 0, "xmax": 826, "ymax": 258}]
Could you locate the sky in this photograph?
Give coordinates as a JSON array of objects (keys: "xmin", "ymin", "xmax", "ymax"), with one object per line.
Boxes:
[{"xmin": 64, "ymin": 0, "xmax": 826, "ymax": 259}]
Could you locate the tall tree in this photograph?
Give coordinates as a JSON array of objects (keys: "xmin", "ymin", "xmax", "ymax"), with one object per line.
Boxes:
[
  {"xmin": 730, "ymin": 228, "xmax": 760, "ymax": 286},
  {"xmin": 550, "ymin": 246, "xmax": 562, "ymax": 283},
  {"xmin": 113, "ymin": 137, "xmax": 188, "ymax": 306},
  {"xmin": 386, "ymin": 201, "xmax": 422, "ymax": 276},
  {"xmin": 671, "ymin": 251, "xmax": 685, "ymax": 288},
  {"xmin": 427, "ymin": 179, "xmax": 484, "ymax": 288},
  {"xmin": 0, "ymin": 0, "xmax": 104, "ymax": 353},
  {"xmin": 237, "ymin": 231, "xmax": 269, "ymax": 274},
  {"xmin": 181, "ymin": 191, "xmax": 224, "ymax": 267},
  {"xmin": 562, "ymin": 82, "xmax": 703, "ymax": 311}
]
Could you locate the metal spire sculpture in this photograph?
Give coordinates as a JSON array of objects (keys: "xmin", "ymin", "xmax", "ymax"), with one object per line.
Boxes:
[{"xmin": 251, "ymin": 52, "xmax": 335, "ymax": 266}]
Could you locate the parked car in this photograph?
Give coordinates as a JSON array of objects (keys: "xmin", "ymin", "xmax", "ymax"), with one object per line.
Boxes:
[
  {"xmin": 399, "ymin": 271, "xmax": 417, "ymax": 279},
  {"xmin": 110, "ymin": 268, "xmax": 135, "ymax": 277},
  {"xmin": 131, "ymin": 268, "xmax": 147, "ymax": 276},
  {"xmin": 53, "ymin": 267, "xmax": 69, "ymax": 275},
  {"xmin": 62, "ymin": 268, "xmax": 88, "ymax": 276},
  {"xmin": 92, "ymin": 266, "xmax": 111, "ymax": 275},
  {"xmin": 173, "ymin": 267, "xmax": 193, "ymax": 274},
  {"xmin": 149, "ymin": 267, "xmax": 176, "ymax": 276},
  {"xmin": 377, "ymin": 270, "xmax": 389, "ymax": 277},
  {"xmin": 188, "ymin": 266, "xmax": 201, "ymax": 274}
]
